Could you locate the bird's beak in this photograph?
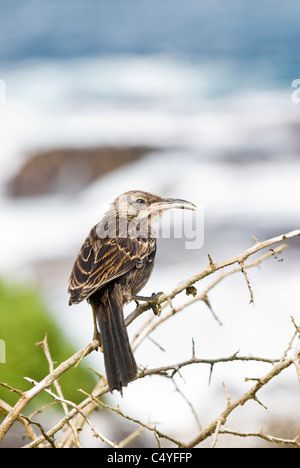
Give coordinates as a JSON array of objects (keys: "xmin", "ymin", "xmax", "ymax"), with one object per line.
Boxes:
[{"xmin": 147, "ymin": 197, "xmax": 196, "ymax": 215}]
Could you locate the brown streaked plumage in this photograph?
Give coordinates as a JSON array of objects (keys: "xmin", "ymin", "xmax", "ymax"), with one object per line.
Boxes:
[{"xmin": 68, "ymin": 190, "xmax": 196, "ymax": 393}]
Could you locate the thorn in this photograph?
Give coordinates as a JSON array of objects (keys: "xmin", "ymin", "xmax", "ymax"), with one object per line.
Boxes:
[
  {"xmin": 239, "ymin": 261, "xmax": 254, "ymax": 305},
  {"xmin": 253, "ymin": 395, "xmax": 268, "ymax": 410},
  {"xmin": 208, "ymin": 364, "xmax": 214, "ymax": 386},
  {"xmin": 203, "ymin": 295, "xmax": 223, "ymax": 326},
  {"xmin": 191, "ymin": 337, "xmax": 196, "ymax": 359},
  {"xmin": 207, "ymin": 253, "xmax": 215, "ymax": 269}
]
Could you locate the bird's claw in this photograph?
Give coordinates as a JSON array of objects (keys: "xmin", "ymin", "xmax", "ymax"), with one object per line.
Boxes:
[
  {"xmin": 149, "ymin": 293, "xmax": 163, "ymax": 317},
  {"xmin": 130, "ymin": 292, "xmax": 164, "ymax": 316},
  {"xmin": 93, "ymin": 330, "xmax": 102, "ymax": 351},
  {"xmin": 146, "ymin": 292, "xmax": 164, "ymax": 316}
]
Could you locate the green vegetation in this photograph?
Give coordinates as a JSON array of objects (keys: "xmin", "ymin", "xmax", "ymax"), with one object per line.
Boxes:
[{"xmin": 0, "ymin": 279, "xmax": 96, "ymax": 407}]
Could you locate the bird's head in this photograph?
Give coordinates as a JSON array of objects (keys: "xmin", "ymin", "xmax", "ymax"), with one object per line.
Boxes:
[
  {"xmin": 114, "ymin": 190, "xmax": 196, "ymax": 219},
  {"xmin": 110, "ymin": 190, "xmax": 195, "ymax": 238}
]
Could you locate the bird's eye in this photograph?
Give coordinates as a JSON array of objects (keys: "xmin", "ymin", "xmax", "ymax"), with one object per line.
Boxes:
[{"xmin": 136, "ymin": 198, "xmax": 145, "ymax": 204}]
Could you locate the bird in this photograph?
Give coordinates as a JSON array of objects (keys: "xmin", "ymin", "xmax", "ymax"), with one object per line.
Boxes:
[{"xmin": 68, "ymin": 190, "xmax": 196, "ymax": 393}]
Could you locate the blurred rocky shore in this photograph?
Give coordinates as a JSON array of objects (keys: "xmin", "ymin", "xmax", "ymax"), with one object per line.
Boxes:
[{"xmin": 7, "ymin": 146, "xmax": 154, "ymax": 198}]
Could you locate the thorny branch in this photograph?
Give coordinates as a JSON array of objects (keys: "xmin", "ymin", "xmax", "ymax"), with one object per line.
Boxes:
[{"xmin": 0, "ymin": 229, "xmax": 299, "ymax": 448}]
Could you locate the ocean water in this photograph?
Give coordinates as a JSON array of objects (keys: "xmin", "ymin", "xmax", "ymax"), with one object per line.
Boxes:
[
  {"xmin": 0, "ymin": 2, "xmax": 300, "ymax": 445},
  {"xmin": 1, "ymin": 55, "xmax": 299, "ymax": 445},
  {"xmin": 1, "ymin": 55, "xmax": 299, "ymax": 264},
  {"xmin": 1, "ymin": 0, "xmax": 300, "ymax": 74}
]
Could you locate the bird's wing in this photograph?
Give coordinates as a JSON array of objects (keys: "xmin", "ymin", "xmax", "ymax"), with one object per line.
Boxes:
[{"xmin": 68, "ymin": 226, "xmax": 155, "ymax": 304}]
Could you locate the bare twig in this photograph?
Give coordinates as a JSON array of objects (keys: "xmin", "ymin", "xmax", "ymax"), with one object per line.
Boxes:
[
  {"xmin": 0, "ymin": 399, "xmax": 41, "ymax": 445},
  {"xmin": 219, "ymin": 428, "xmax": 300, "ymax": 448},
  {"xmin": 184, "ymin": 345, "xmax": 300, "ymax": 448},
  {"xmin": 0, "ymin": 229, "xmax": 299, "ymax": 448},
  {"xmin": 36, "ymin": 334, "xmax": 81, "ymax": 447},
  {"xmin": 78, "ymin": 389, "xmax": 185, "ymax": 447},
  {"xmin": 0, "ymin": 340, "xmax": 99, "ymax": 443},
  {"xmin": 126, "ymin": 230, "xmax": 300, "ymax": 325},
  {"xmin": 130, "ymin": 244, "xmax": 288, "ymax": 351}
]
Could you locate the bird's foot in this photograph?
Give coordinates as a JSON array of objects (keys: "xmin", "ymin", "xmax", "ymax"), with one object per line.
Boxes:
[
  {"xmin": 93, "ymin": 330, "xmax": 103, "ymax": 351},
  {"xmin": 131, "ymin": 292, "xmax": 164, "ymax": 316}
]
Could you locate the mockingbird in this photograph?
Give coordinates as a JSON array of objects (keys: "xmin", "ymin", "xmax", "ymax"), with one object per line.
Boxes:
[{"xmin": 68, "ymin": 190, "xmax": 196, "ymax": 392}]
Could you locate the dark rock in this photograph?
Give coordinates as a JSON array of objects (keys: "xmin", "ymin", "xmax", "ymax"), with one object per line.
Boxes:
[{"xmin": 7, "ymin": 146, "xmax": 153, "ymax": 197}]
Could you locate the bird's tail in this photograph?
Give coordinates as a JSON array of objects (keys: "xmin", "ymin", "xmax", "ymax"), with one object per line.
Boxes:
[{"xmin": 90, "ymin": 283, "xmax": 137, "ymax": 393}]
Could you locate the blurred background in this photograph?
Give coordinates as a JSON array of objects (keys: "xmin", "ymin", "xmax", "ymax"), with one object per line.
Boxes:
[{"xmin": 0, "ymin": 0, "xmax": 300, "ymax": 447}]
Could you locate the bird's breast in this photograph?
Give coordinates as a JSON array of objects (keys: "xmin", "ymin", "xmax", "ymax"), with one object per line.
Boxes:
[{"xmin": 120, "ymin": 253, "xmax": 156, "ymax": 301}]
